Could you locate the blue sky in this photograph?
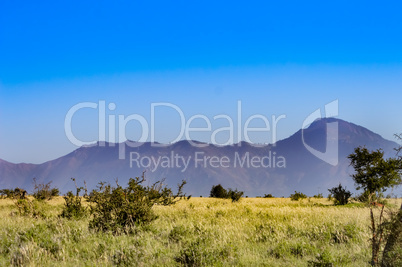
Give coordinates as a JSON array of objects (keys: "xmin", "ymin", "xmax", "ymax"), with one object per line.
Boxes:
[{"xmin": 1, "ymin": 0, "xmax": 402, "ymax": 163}]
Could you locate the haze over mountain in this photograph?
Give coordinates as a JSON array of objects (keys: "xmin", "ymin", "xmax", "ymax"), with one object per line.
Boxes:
[{"xmin": 0, "ymin": 118, "xmax": 400, "ymax": 197}]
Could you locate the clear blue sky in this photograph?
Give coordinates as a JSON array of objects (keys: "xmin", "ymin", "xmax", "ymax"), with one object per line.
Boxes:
[{"xmin": 1, "ymin": 0, "xmax": 402, "ymax": 163}]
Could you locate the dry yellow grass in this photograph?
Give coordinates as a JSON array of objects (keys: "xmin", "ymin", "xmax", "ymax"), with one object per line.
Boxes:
[{"xmin": 0, "ymin": 197, "xmax": 400, "ymax": 266}]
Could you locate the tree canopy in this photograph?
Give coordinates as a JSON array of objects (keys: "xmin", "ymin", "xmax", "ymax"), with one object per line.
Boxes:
[{"xmin": 348, "ymin": 147, "xmax": 402, "ymax": 195}]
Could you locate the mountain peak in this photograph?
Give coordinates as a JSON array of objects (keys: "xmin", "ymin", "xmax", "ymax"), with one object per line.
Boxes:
[{"xmin": 1, "ymin": 119, "xmax": 399, "ymax": 197}]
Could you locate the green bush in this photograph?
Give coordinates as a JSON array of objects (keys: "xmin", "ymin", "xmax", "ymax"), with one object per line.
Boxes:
[
  {"xmin": 32, "ymin": 178, "xmax": 59, "ymax": 201},
  {"xmin": 263, "ymin": 194, "xmax": 274, "ymax": 198},
  {"xmin": 87, "ymin": 173, "xmax": 186, "ymax": 234},
  {"xmin": 227, "ymin": 189, "xmax": 244, "ymax": 202},
  {"xmin": 209, "ymin": 184, "xmax": 244, "ymax": 202},
  {"xmin": 313, "ymin": 193, "xmax": 323, "ymax": 198},
  {"xmin": 60, "ymin": 179, "xmax": 87, "ymax": 219},
  {"xmin": 328, "ymin": 184, "xmax": 351, "ymax": 205},
  {"xmin": 14, "ymin": 199, "xmax": 47, "ymax": 218},
  {"xmin": 0, "ymin": 189, "xmax": 13, "ymax": 199},
  {"xmin": 290, "ymin": 191, "xmax": 307, "ymax": 201},
  {"xmin": 0, "ymin": 188, "xmax": 27, "ymax": 199},
  {"xmin": 210, "ymin": 184, "xmax": 228, "ymax": 198},
  {"xmin": 2, "ymin": 186, "xmax": 47, "ymax": 218}
]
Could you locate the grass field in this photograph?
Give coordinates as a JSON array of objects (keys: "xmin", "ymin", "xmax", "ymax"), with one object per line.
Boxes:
[{"xmin": 0, "ymin": 197, "xmax": 401, "ymax": 266}]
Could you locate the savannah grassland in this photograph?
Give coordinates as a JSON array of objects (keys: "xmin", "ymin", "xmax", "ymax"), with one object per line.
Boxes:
[{"xmin": 0, "ymin": 197, "xmax": 401, "ymax": 266}]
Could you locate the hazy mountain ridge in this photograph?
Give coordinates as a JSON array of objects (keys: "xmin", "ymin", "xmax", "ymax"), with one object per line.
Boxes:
[{"xmin": 0, "ymin": 118, "xmax": 400, "ymax": 197}]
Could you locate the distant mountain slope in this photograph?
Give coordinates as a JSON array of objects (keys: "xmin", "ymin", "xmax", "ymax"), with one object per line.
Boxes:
[{"xmin": 0, "ymin": 118, "xmax": 400, "ymax": 197}]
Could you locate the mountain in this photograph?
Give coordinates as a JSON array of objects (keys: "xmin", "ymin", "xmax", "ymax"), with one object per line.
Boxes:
[{"xmin": 0, "ymin": 118, "xmax": 400, "ymax": 197}]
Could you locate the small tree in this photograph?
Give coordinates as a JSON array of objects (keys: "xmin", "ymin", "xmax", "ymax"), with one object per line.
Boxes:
[
  {"xmin": 87, "ymin": 172, "xmax": 186, "ymax": 234},
  {"xmin": 60, "ymin": 178, "xmax": 87, "ymax": 219},
  {"xmin": 290, "ymin": 191, "xmax": 307, "ymax": 201},
  {"xmin": 32, "ymin": 178, "xmax": 59, "ymax": 201},
  {"xmin": 209, "ymin": 184, "xmax": 228, "ymax": 198},
  {"xmin": 348, "ymin": 147, "xmax": 402, "ymax": 266},
  {"xmin": 348, "ymin": 147, "xmax": 401, "ymax": 200},
  {"xmin": 227, "ymin": 188, "xmax": 244, "ymax": 202},
  {"xmin": 328, "ymin": 183, "xmax": 351, "ymax": 205},
  {"xmin": 209, "ymin": 185, "xmax": 243, "ymax": 202}
]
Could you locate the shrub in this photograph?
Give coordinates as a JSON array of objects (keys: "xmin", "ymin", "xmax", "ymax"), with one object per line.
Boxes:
[
  {"xmin": 14, "ymin": 199, "xmax": 47, "ymax": 218},
  {"xmin": 2, "ymin": 187, "xmax": 47, "ymax": 218},
  {"xmin": 227, "ymin": 189, "xmax": 244, "ymax": 202},
  {"xmin": 0, "ymin": 188, "xmax": 27, "ymax": 199},
  {"xmin": 328, "ymin": 184, "xmax": 351, "ymax": 205},
  {"xmin": 14, "ymin": 188, "xmax": 28, "ymax": 199},
  {"xmin": 32, "ymin": 178, "xmax": 59, "ymax": 201},
  {"xmin": 210, "ymin": 184, "xmax": 228, "ymax": 198},
  {"xmin": 14, "ymin": 199, "xmax": 33, "ymax": 216},
  {"xmin": 313, "ymin": 193, "xmax": 323, "ymax": 198},
  {"xmin": 209, "ymin": 185, "xmax": 243, "ymax": 202},
  {"xmin": 87, "ymin": 172, "xmax": 186, "ymax": 234},
  {"xmin": 2, "ymin": 187, "xmax": 46, "ymax": 218},
  {"xmin": 290, "ymin": 191, "xmax": 307, "ymax": 201},
  {"xmin": 60, "ymin": 179, "xmax": 87, "ymax": 219},
  {"xmin": 264, "ymin": 194, "xmax": 274, "ymax": 198},
  {"xmin": 0, "ymin": 189, "xmax": 13, "ymax": 199}
]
